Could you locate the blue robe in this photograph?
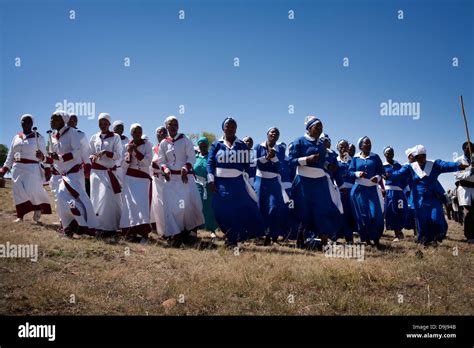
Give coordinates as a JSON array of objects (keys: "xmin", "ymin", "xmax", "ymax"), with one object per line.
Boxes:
[
  {"xmin": 279, "ymin": 153, "xmax": 299, "ymax": 240},
  {"xmin": 337, "ymin": 155, "xmax": 356, "ymax": 241},
  {"xmin": 288, "ymin": 134, "xmax": 342, "ymax": 240},
  {"xmin": 207, "ymin": 138, "xmax": 265, "ymax": 243},
  {"xmin": 391, "ymin": 160, "xmax": 461, "ymax": 243},
  {"xmin": 383, "ymin": 161, "xmax": 408, "ymax": 231},
  {"xmin": 348, "ymin": 152, "xmax": 385, "ymax": 242},
  {"xmin": 254, "ymin": 143, "xmax": 286, "ymax": 240}
]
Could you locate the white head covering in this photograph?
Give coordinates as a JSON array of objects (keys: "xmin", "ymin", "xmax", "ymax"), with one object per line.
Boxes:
[
  {"xmin": 130, "ymin": 123, "xmax": 142, "ymax": 133},
  {"xmin": 165, "ymin": 115, "xmax": 178, "ymax": 126},
  {"xmin": 304, "ymin": 115, "xmax": 321, "ymax": 131},
  {"xmin": 20, "ymin": 114, "xmax": 34, "ymax": 123},
  {"xmin": 98, "ymin": 113, "xmax": 111, "ymax": 124},
  {"xmin": 142, "ymin": 134, "xmax": 149, "ymax": 140},
  {"xmin": 267, "ymin": 127, "xmax": 279, "ymax": 135},
  {"xmin": 405, "ymin": 146, "xmax": 415, "ymax": 157},
  {"xmin": 53, "ymin": 110, "xmax": 70, "ymax": 124},
  {"xmin": 412, "ymin": 144, "xmax": 426, "ymax": 157},
  {"xmin": 112, "ymin": 120, "xmax": 124, "ymax": 128},
  {"xmin": 383, "ymin": 146, "xmax": 393, "ymax": 155},
  {"xmin": 156, "ymin": 126, "xmax": 166, "ymax": 133},
  {"xmin": 357, "ymin": 136, "xmax": 369, "ymax": 149}
]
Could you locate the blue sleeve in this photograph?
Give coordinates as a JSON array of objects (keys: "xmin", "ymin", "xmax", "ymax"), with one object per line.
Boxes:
[
  {"xmin": 348, "ymin": 157, "xmax": 357, "ymax": 179},
  {"xmin": 435, "ymin": 159, "xmax": 462, "ymax": 174},
  {"xmin": 334, "ymin": 163, "xmax": 344, "ymax": 187},
  {"xmin": 375, "ymin": 155, "xmax": 385, "ymax": 176},
  {"xmin": 390, "ymin": 163, "xmax": 411, "ymax": 180},
  {"xmin": 288, "ymin": 140, "xmax": 302, "ymax": 169},
  {"xmin": 206, "ymin": 142, "xmax": 218, "ymax": 175}
]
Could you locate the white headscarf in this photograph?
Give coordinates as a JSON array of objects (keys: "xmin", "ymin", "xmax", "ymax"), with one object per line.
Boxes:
[
  {"xmin": 112, "ymin": 120, "xmax": 124, "ymax": 128},
  {"xmin": 165, "ymin": 115, "xmax": 178, "ymax": 126},
  {"xmin": 20, "ymin": 114, "xmax": 34, "ymax": 123},
  {"xmin": 130, "ymin": 123, "xmax": 142, "ymax": 133},
  {"xmin": 53, "ymin": 110, "xmax": 70, "ymax": 124},
  {"xmin": 98, "ymin": 113, "xmax": 111, "ymax": 124},
  {"xmin": 412, "ymin": 144, "xmax": 426, "ymax": 157}
]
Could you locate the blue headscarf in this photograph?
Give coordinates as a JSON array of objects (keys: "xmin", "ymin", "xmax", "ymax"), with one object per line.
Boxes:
[{"xmin": 222, "ymin": 117, "xmax": 237, "ymax": 131}]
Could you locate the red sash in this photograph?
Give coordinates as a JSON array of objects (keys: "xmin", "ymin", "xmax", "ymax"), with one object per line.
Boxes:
[
  {"xmin": 126, "ymin": 167, "xmax": 152, "ymax": 181},
  {"xmin": 91, "ymin": 162, "xmax": 122, "ymax": 194}
]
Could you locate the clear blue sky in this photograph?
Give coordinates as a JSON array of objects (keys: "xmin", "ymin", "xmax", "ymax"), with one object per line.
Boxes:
[{"xmin": 1, "ymin": 0, "xmax": 473, "ymax": 189}]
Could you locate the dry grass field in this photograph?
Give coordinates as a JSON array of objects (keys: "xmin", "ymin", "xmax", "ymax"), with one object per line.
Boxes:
[{"xmin": 0, "ymin": 179, "xmax": 472, "ymax": 315}]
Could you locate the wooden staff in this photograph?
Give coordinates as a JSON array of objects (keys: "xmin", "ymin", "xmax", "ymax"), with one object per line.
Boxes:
[{"xmin": 460, "ymin": 95, "xmax": 472, "ymax": 161}]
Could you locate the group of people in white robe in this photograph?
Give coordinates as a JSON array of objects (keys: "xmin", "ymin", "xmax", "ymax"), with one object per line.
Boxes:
[{"xmin": 2, "ymin": 112, "xmax": 473, "ymax": 249}]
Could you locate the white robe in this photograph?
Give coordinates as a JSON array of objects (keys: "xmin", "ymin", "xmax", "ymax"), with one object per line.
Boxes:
[
  {"xmin": 119, "ymin": 139, "xmax": 153, "ymax": 232},
  {"xmin": 455, "ymin": 155, "xmax": 474, "ymax": 206},
  {"xmin": 45, "ymin": 126, "xmax": 98, "ymax": 230},
  {"xmin": 157, "ymin": 134, "xmax": 204, "ymax": 237},
  {"xmin": 89, "ymin": 131, "xmax": 123, "ymax": 231},
  {"xmin": 2, "ymin": 132, "xmax": 51, "ymax": 217},
  {"xmin": 150, "ymin": 146, "xmax": 166, "ymax": 234}
]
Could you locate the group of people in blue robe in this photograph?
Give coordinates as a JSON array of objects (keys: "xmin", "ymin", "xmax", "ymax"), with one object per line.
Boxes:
[{"xmin": 204, "ymin": 116, "xmax": 471, "ymax": 248}]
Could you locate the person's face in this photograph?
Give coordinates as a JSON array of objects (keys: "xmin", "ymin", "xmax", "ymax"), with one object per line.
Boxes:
[
  {"xmin": 157, "ymin": 128, "xmax": 168, "ymax": 142},
  {"xmin": 99, "ymin": 119, "xmax": 110, "ymax": 133},
  {"xmin": 308, "ymin": 121, "xmax": 323, "ymax": 139},
  {"xmin": 114, "ymin": 124, "xmax": 124, "ymax": 135},
  {"xmin": 68, "ymin": 115, "xmax": 78, "ymax": 128},
  {"xmin": 198, "ymin": 142, "xmax": 208, "ymax": 154},
  {"xmin": 166, "ymin": 119, "xmax": 179, "ymax": 137},
  {"xmin": 131, "ymin": 126, "xmax": 143, "ymax": 141},
  {"xmin": 21, "ymin": 117, "xmax": 33, "ymax": 132},
  {"xmin": 349, "ymin": 144, "xmax": 356, "ymax": 157},
  {"xmin": 360, "ymin": 138, "xmax": 371, "ymax": 153},
  {"xmin": 224, "ymin": 121, "xmax": 237, "ymax": 140},
  {"xmin": 416, "ymin": 154, "xmax": 427, "ymax": 166},
  {"xmin": 50, "ymin": 114, "xmax": 64, "ymax": 130},
  {"xmin": 408, "ymin": 154, "xmax": 415, "ymax": 163},
  {"xmin": 267, "ymin": 129, "xmax": 280, "ymax": 145},
  {"xmin": 384, "ymin": 148, "xmax": 394, "ymax": 162},
  {"xmin": 338, "ymin": 141, "xmax": 349, "ymax": 156}
]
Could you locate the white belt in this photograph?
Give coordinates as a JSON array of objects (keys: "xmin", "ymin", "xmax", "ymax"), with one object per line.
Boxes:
[
  {"xmin": 256, "ymin": 169, "xmax": 279, "ymax": 179},
  {"xmin": 215, "ymin": 167, "xmax": 258, "ymax": 202},
  {"xmin": 296, "ymin": 166, "xmax": 326, "ymax": 179},
  {"xmin": 195, "ymin": 175, "xmax": 208, "ymax": 200},
  {"xmin": 355, "ymin": 177, "xmax": 378, "ymax": 187},
  {"xmin": 385, "ymin": 185, "xmax": 402, "ymax": 191},
  {"xmin": 255, "ymin": 169, "xmax": 291, "ymax": 203},
  {"xmin": 355, "ymin": 177, "xmax": 385, "ymax": 213},
  {"xmin": 340, "ymin": 182, "xmax": 353, "ymax": 189},
  {"xmin": 216, "ymin": 168, "xmax": 242, "ymax": 178}
]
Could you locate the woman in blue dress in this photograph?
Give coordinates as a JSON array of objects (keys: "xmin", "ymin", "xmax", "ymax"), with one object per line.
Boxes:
[
  {"xmin": 348, "ymin": 136, "xmax": 385, "ymax": 246},
  {"xmin": 207, "ymin": 118, "xmax": 265, "ymax": 247},
  {"xmin": 254, "ymin": 127, "xmax": 288, "ymax": 245},
  {"xmin": 336, "ymin": 139, "xmax": 356, "ymax": 243},
  {"xmin": 387, "ymin": 145, "xmax": 469, "ymax": 245},
  {"xmin": 288, "ymin": 116, "xmax": 343, "ymax": 247},
  {"xmin": 382, "ymin": 146, "xmax": 408, "ymax": 241}
]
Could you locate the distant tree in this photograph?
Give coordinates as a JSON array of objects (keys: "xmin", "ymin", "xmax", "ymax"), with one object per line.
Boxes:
[
  {"xmin": 202, "ymin": 131, "xmax": 216, "ymax": 145},
  {"xmin": 186, "ymin": 132, "xmax": 217, "ymax": 146},
  {"xmin": 0, "ymin": 144, "xmax": 8, "ymax": 165}
]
